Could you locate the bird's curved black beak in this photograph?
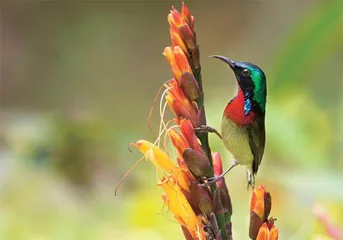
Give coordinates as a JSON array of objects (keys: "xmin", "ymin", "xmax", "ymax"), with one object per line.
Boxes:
[{"xmin": 209, "ymin": 55, "xmax": 236, "ymax": 70}]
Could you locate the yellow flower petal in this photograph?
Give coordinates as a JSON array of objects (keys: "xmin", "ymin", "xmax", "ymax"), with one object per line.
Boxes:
[
  {"xmin": 135, "ymin": 140, "xmax": 174, "ymax": 173},
  {"xmin": 171, "ymin": 167, "xmax": 191, "ymax": 193},
  {"xmin": 136, "ymin": 140, "xmax": 190, "ymax": 193},
  {"xmin": 163, "ymin": 47, "xmax": 182, "ymax": 81},
  {"xmin": 160, "ymin": 177, "xmax": 198, "ymax": 231},
  {"xmin": 163, "ymin": 46, "xmax": 173, "ymax": 64}
]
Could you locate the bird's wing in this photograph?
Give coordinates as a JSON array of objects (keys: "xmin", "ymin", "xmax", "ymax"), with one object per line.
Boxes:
[{"xmin": 247, "ymin": 115, "xmax": 265, "ymax": 174}]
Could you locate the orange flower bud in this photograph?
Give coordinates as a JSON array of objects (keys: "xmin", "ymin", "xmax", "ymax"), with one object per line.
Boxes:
[
  {"xmin": 179, "ymin": 119, "xmax": 203, "ymax": 153},
  {"xmin": 269, "ymin": 225, "xmax": 279, "ymax": 240},
  {"xmin": 166, "ymin": 80, "xmax": 199, "ymax": 126},
  {"xmin": 170, "ymin": 27, "xmax": 188, "ymax": 55},
  {"xmin": 251, "ymin": 186, "xmax": 271, "ymax": 220},
  {"xmin": 173, "ymin": 46, "xmax": 192, "ymax": 75},
  {"xmin": 168, "ymin": 4, "xmax": 196, "ymax": 54},
  {"xmin": 168, "ymin": 129, "xmax": 189, "ymax": 157},
  {"xmin": 163, "ymin": 46, "xmax": 193, "ymax": 82},
  {"xmin": 168, "ymin": 7, "xmax": 187, "ymax": 29},
  {"xmin": 166, "ymin": 94, "xmax": 199, "ymax": 126},
  {"xmin": 250, "ymin": 186, "xmax": 275, "ymax": 239},
  {"xmin": 255, "ymin": 222, "xmax": 279, "ymax": 240},
  {"xmin": 163, "ymin": 47, "xmax": 182, "ymax": 81},
  {"xmin": 256, "ymin": 223, "xmax": 269, "ymax": 240},
  {"xmin": 181, "ymin": 2, "xmax": 192, "ymax": 26}
]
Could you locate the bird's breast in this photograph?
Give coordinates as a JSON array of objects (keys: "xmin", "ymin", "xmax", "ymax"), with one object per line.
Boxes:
[{"xmin": 224, "ymin": 90, "xmax": 256, "ymax": 126}]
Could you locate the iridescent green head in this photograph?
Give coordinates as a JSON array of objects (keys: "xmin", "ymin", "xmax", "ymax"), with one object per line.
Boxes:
[{"xmin": 211, "ymin": 55, "xmax": 267, "ymax": 113}]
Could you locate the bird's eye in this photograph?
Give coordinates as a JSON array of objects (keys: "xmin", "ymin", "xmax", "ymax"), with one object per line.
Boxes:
[{"xmin": 242, "ymin": 68, "xmax": 250, "ymax": 76}]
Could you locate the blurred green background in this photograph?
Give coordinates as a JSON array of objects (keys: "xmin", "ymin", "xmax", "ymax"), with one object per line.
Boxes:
[{"xmin": 1, "ymin": 0, "xmax": 342, "ymax": 239}]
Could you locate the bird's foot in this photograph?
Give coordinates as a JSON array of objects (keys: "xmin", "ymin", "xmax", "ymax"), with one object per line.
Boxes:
[
  {"xmin": 194, "ymin": 125, "xmax": 222, "ymax": 140},
  {"xmin": 199, "ymin": 161, "xmax": 238, "ymax": 187},
  {"xmin": 199, "ymin": 175, "xmax": 223, "ymax": 187},
  {"xmin": 246, "ymin": 169, "xmax": 255, "ymax": 190}
]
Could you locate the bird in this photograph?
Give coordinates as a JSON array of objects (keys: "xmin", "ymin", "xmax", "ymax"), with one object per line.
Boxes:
[{"xmin": 200, "ymin": 55, "xmax": 267, "ymax": 188}]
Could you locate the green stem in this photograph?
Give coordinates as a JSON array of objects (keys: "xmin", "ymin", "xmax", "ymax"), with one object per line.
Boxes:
[{"xmin": 193, "ymin": 63, "xmax": 230, "ymax": 240}]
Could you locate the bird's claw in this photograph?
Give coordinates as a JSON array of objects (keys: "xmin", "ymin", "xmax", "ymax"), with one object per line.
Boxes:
[
  {"xmin": 199, "ymin": 176, "xmax": 222, "ymax": 187},
  {"xmin": 199, "ymin": 161, "xmax": 238, "ymax": 187},
  {"xmin": 246, "ymin": 169, "xmax": 255, "ymax": 190},
  {"xmin": 194, "ymin": 125, "xmax": 222, "ymax": 140}
]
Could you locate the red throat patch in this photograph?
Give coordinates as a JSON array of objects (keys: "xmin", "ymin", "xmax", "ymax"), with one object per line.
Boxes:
[{"xmin": 224, "ymin": 89, "xmax": 256, "ymax": 126}]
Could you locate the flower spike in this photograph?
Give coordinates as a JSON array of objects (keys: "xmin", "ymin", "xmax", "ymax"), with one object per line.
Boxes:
[{"xmin": 118, "ymin": 3, "xmax": 279, "ymax": 240}]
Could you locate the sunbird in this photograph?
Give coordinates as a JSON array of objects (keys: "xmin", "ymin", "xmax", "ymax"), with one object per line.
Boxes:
[{"xmin": 200, "ymin": 55, "xmax": 267, "ymax": 188}]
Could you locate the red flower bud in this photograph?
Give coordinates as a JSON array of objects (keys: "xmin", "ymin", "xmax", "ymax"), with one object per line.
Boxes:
[{"xmin": 212, "ymin": 152, "xmax": 232, "ymax": 218}]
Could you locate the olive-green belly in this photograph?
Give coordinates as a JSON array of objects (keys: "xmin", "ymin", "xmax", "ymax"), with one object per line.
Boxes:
[{"xmin": 221, "ymin": 116, "xmax": 253, "ymax": 166}]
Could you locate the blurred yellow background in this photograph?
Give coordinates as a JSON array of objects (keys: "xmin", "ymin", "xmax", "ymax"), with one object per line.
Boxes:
[{"xmin": 1, "ymin": 1, "xmax": 342, "ymax": 239}]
